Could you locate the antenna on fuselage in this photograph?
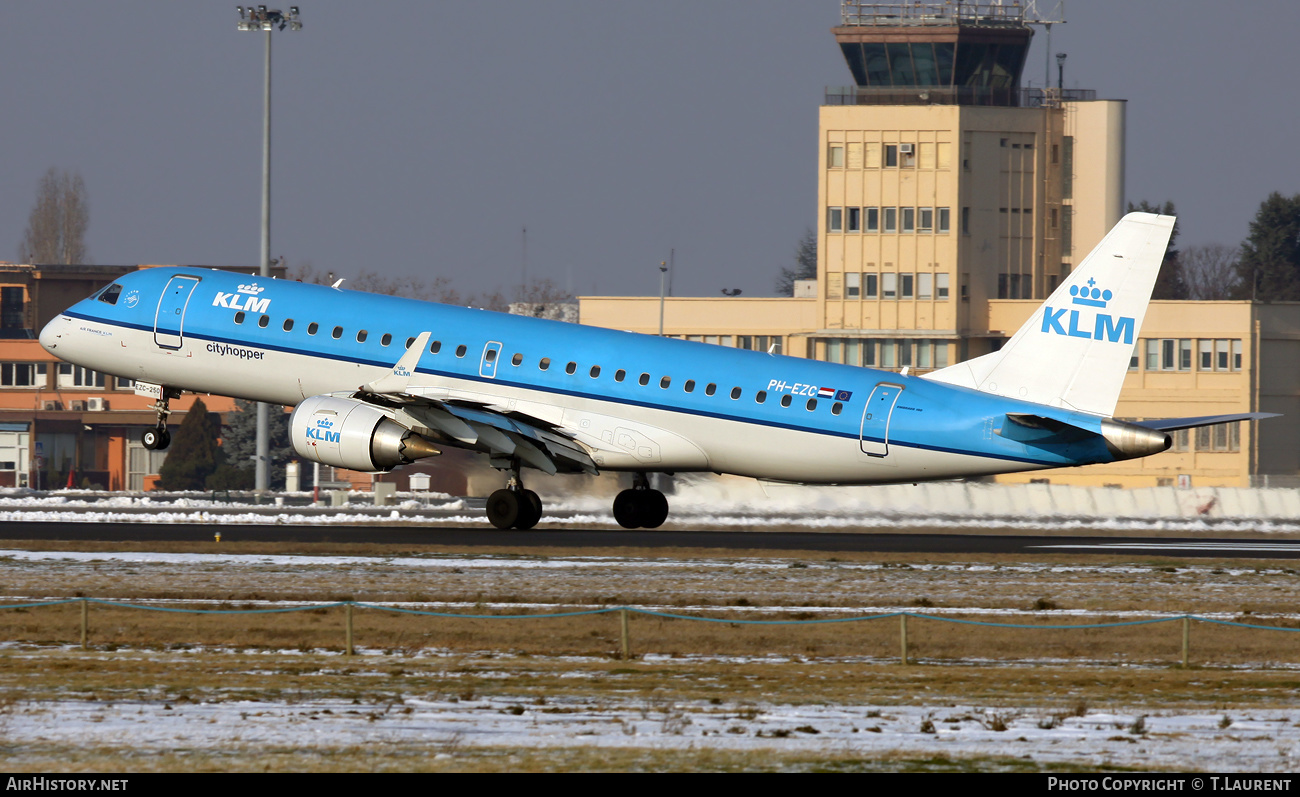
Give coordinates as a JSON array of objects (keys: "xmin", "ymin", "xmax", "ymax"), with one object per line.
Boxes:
[{"xmin": 331, "ymin": 279, "xmax": 346, "ymax": 289}]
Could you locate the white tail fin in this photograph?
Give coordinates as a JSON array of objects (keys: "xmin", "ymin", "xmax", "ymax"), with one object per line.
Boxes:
[{"xmin": 924, "ymin": 212, "xmax": 1176, "ymax": 417}]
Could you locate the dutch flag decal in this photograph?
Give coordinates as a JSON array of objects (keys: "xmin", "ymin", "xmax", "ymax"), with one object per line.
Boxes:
[{"xmin": 818, "ymin": 387, "xmax": 836, "ymax": 399}]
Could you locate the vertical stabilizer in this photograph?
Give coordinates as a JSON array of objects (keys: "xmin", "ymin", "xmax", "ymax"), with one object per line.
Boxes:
[{"xmin": 924, "ymin": 212, "xmax": 1175, "ymax": 417}]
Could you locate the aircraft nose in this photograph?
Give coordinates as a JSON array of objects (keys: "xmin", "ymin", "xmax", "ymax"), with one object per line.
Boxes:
[{"xmin": 38, "ymin": 315, "xmax": 68, "ymax": 354}]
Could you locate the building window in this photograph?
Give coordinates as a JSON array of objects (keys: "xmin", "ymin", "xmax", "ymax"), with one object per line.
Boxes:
[
  {"xmin": 1195, "ymin": 423, "xmax": 1240, "ymax": 452},
  {"xmin": 882, "ymin": 273, "xmax": 898, "ymax": 299},
  {"xmin": 918, "ymin": 207, "xmax": 933, "ymax": 233},
  {"xmin": 865, "ymin": 207, "xmax": 880, "ymax": 232},
  {"xmin": 827, "ymin": 207, "xmax": 843, "ymax": 233},
  {"xmin": 938, "ymin": 207, "xmax": 951, "ymax": 234},
  {"xmin": 847, "ymin": 206, "xmax": 861, "ymax": 233},
  {"xmin": 57, "ymin": 364, "xmax": 104, "ymax": 389},
  {"xmin": 884, "ymin": 144, "xmax": 898, "ymax": 167},
  {"xmin": 918, "ymin": 273, "xmax": 933, "ymax": 300},
  {"xmin": 1129, "ymin": 342, "xmax": 1140, "ymax": 371},
  {"xmin": 1179, "ymin": 339, "xmax": 1192, "ymax": 371},
  {"xmin": 865, "ymin": 273, "xmax": 879, "ymax": 299},
  {"xmin": 901, "ymin": 207, "xmax": 915, "ymax": 233},
  {"xmin": 828, "ymin": 144, "xmax": 844, "ymax": 168},
  {"xmin": 884, "ymin": 207, "xmax": 897, "ymax": 233},
  {"xmin": 901, "ymin": 274, "xmax": 914, "ymax": 299},
  {"xmin": 846, "ymin": 273, "xmax": 860, "ymax": 299},
  {"xmin": 1, "ymin": 363, "xmax": 45, "ymax": 388},
  {"xmin": 900, "ymin": 144, "xmax": 916, "ymax": 168},
  {"xmin": 961, "ymin": 207, "xmax": 971, "ymax": 235},
  {"xmin": 936, "ymin": 273, "xmax": 950, "ymax": 300}
]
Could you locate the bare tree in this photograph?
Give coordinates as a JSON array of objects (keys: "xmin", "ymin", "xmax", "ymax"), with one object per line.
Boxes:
[
  {"xmin": 1182, "ymin": 243, "xmax": 1242, "ymax": 300},
  {"xmin": 18, "ymin": 168, "xmax": 90, "ymax": 264}
]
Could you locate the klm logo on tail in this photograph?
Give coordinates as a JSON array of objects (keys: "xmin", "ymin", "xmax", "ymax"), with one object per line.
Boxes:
[{"xmin": 1041, "ymin": 280, "xmax": 1135, "ymax": 344}]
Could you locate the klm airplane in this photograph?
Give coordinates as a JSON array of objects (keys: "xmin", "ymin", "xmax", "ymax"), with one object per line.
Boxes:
[{"xmin": 38, "ymin": 213, "xmax": 1271, "ymax": 530}]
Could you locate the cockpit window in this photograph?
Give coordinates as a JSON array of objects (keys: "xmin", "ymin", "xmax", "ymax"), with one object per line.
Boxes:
[{"xmin": 97, "ymin": 284, "xmax": 122, "ymax": 305}]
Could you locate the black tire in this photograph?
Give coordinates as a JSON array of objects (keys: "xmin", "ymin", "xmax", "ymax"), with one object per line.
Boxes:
[
  {"xmin": 515, "ymin": 489, "xmax": 543, "ymax": 530},
  {"xmin": 486, "ymin": 489, "xmax": 521, "ymax": 530},
  {"xmin": 640, "ymin": 490, "xmax": 669, "ymax": 529},
  {"xmin": 141, "ymin": 428, "xmax": 161, "ymax": 451},
  {"xmin": 612, "ymin": 489, "xmax": 641, "ymax": 529},
  {"xmin": 157, "ymin": 430, "xmax": 172, "ymax": 451}
]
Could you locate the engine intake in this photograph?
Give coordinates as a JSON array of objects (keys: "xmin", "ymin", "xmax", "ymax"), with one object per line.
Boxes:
[{"xmin": 290, "ymin": 395, "xmax": 440, "ymax": 473}]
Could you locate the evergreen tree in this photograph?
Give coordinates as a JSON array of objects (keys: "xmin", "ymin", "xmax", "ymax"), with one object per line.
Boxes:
[
  {"xmin": 774, "ymin": 228, "xmax": 818, "ymax": 296},
  {"xmin": 156, "ymin": 398, "xmax": 223, "ymax": 491},
  {"xmin": 215, "ymin": 399, "xmax": 295, "ymax": 489},
  {"xmin": 1128, "ymin": 200, "xmax": 1187, "ymax": 300},
  {"xmin": 1233, "ymin": 192, "xmax": 1300, "ymax": 301}
]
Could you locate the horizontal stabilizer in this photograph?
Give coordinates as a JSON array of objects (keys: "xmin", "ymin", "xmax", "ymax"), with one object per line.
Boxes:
[{"xmin": 1133, "ymin": 413, "xmax": 1281, "ymax": 432}]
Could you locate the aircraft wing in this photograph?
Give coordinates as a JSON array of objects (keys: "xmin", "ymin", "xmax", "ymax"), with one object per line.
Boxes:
[{"xmin": 355, "ymin": 390, "xmax": 599, "ymax": 476}]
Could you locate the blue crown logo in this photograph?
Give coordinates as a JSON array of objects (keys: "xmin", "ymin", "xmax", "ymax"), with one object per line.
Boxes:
[
  {"xmin": 237, "ymin": 283, "xmax": 266, "ymax": 295},
  {"xmin": 1070, "ymin": 278, "xmax": 1113, "ymax": 309}
]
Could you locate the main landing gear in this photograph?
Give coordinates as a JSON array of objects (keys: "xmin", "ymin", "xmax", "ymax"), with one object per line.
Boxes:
[
  {"xmin": 612, "ymin": 473, "xmax": 669, "ymax": 530},
  {"xmin": 486, "ymin": 462, "xmax": 543, "ymax": 531},
  {"xmin": 140, "ymin": 389, "xmax": 174, "ymax": 451}
]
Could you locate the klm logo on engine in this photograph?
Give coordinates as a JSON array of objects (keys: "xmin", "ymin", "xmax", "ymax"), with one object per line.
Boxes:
[
  {"xmin": 213, "ymin": 282, "xmax": 270, "ymax": 314},
  {"xmin": 306, "ymin": 416, "xmax": 340, "ymax": 444},
  {"xmin": 1040, "ymin": 280, "xmax": 1135, "ymax": 344}
]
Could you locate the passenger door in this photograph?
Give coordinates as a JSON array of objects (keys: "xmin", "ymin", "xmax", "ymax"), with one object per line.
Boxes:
[{"xmin": 153, "ymin": 276, "xmax": 200, "ymax": 349}]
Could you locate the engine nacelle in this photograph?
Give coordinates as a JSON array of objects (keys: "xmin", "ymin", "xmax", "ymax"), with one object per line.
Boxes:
[{"xmin": 290, "ymin": 395, "xmax": 440, "ymax": 473}]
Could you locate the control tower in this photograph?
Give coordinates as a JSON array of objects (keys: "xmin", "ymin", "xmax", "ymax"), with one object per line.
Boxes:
[
  {"xmin": 815, "ymin": 1, "xmax": 1124, "ymax": 369},
  {"xmin": 834, "ymin": 0, "xmax": 1033, "ymax": 106}
]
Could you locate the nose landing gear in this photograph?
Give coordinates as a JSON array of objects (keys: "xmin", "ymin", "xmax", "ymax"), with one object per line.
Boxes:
[
  {"xmin": 612, "ymin": 473, "xmax": 669, "ymax": 529},
  {"xmin": 140, "ymin": 388, "xmax": 179, "ymax": 451}
]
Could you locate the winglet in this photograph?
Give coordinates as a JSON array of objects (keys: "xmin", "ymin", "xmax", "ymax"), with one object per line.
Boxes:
[{"xmin": 361, "ymin": 331, "xmax": 430, "ymax": 394}]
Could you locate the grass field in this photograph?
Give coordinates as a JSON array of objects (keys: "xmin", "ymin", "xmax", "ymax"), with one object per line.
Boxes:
[{"xmin": 3, "ymin": 538, "xmax": 1300, "ymax": 771}]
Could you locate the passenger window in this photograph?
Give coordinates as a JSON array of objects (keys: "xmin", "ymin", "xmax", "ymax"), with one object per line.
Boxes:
[
  {"xmin": 806, "ymin": 398, "xmax": 818, "ymax": 411},
  {"xmin": 781, "ymin": 394, "xmax": 792, "ymax": 408},
  {"xmin": 705, "ymin": 383, "xmax": 717, "ymax": 396},
  {"xmin": 660, "ymin": 376, "xmax": 671, "ymax": 389},
  {"xmin": 540, "ymin": 358, "xmax": 551, "ymax": 371},
  {"xmin": 455, "ymin": 345, "xmax": 467, "ymax": 357},
  {"xmin": 332, "ymin": 326, "xmax": 344, "ymax": 339},
  {"xmin": 512, "ymin": 353, "xmax": 524, "ymax": 366},
  {"xmin": 406, "ymin": 337, "xmax": 416, "ymax": 349},
  {"xmin": 639, "ymin": 373, "xmax": 650, "ymax": 386},
  {"xmin": 283, "ymin": 319, "xmax": 294, "ymax": 332},
  {"xmin": 485, "ymin": 349, "xmax": 497, "ymax": 362},
  {"xmin": 590, "ymin": 365, "xmax": 601, "ymax": 378},
  {"xmin": 307, "ymin": 322, "xmax": 318, "ymax": 335},
  {"xmin": 755, "ymin": 391, "xmax": 766, "ymax": 404},
  {"xmin": 234, "ymin": 312, "xmax": 245, "ymax": 325},
  {"xmin": 684, "ymin": 380, "xmax": 695, "ymax": 393},
  {"xmin": 430, "ymin": 340, "xmax": 441, "ymax": 354},
  {"xmin": 615, "ymin": 369, "xmax": 626, "ymax": 382},
  {"xmin": 381, "ymin": 333, "xmax": 392, "ymax": 347},
  {"xmin": 832, "ymin": 402, "xmax": 843, "ymax": 416},
  {"xmin": 730, "ymin": 387, "xmax": 742, "ymax": 400},
  {"xmin": 565, "ymin": 362, "xmax": 577, "ymax": 375},
  {"xmin": 356, "ymin": 330, "xmax": 368, "ymax": 343},
  {"xmin": 258, "ymin": 315, "xmax": 270, "ymax": 328}
]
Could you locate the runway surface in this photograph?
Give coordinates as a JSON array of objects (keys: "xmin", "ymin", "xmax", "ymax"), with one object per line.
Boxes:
[{"xmin": 3, "ymin": 520, "xmax": 1300, "ymax": 558}]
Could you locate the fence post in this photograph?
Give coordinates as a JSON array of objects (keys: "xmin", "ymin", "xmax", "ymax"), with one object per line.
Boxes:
[
  {"xmin": 620, "ymin": 608, "xmax": 630, "ymax": 660},
  {"xmin": 345, "ymin": 603, "xmax": 354, "ymax": 656},
  {"xmin": 1182, "ymin": 616, "xmax": 1190, "ymax": 668},
  {"xmin": 900, "ymin": 613, "xmax": 909, "ymax": 666},
  {"xmin": 80, "ymin": 599, "xmax": 88, "ymax": 650}
]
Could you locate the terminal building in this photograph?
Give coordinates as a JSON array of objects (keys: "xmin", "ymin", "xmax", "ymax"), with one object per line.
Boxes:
[{"xmin": 579, "ymin": 1, "xmax": 1300, "ymax": 488}]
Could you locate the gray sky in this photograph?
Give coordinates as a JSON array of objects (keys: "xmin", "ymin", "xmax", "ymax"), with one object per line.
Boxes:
[{"xmin": 1, "ymin": 1, "xmax": 1295, "ymax": 299}]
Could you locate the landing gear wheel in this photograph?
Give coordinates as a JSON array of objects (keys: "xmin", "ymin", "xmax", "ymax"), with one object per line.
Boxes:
[
  {"xmin": 639, "ymin": 490, "xmax": 669, "ymax": 529},
  {"xmin": 613, "ymin": 489, "xmax": 642, "ymax": 529},
  {"xmin": 486, "ymin": 489, "xmax": 521, "ymax": 530},
  {"xmin": 141, "ymin": 427, "xmax": 170, "ymax": 451},
  {"xmin": 515, "ymin": 489, "xmax": 543, "ymax": 531}
]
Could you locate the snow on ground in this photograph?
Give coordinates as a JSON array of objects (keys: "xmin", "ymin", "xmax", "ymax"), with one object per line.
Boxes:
[{"xmin": 7, "ymin": 688, "xmax": 1298, "ymax": 771}]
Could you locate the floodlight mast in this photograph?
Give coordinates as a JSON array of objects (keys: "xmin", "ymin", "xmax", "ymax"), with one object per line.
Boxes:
[{"xmin": 235, "ymin": 5, "xmax": 303, "ymax": 493}]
